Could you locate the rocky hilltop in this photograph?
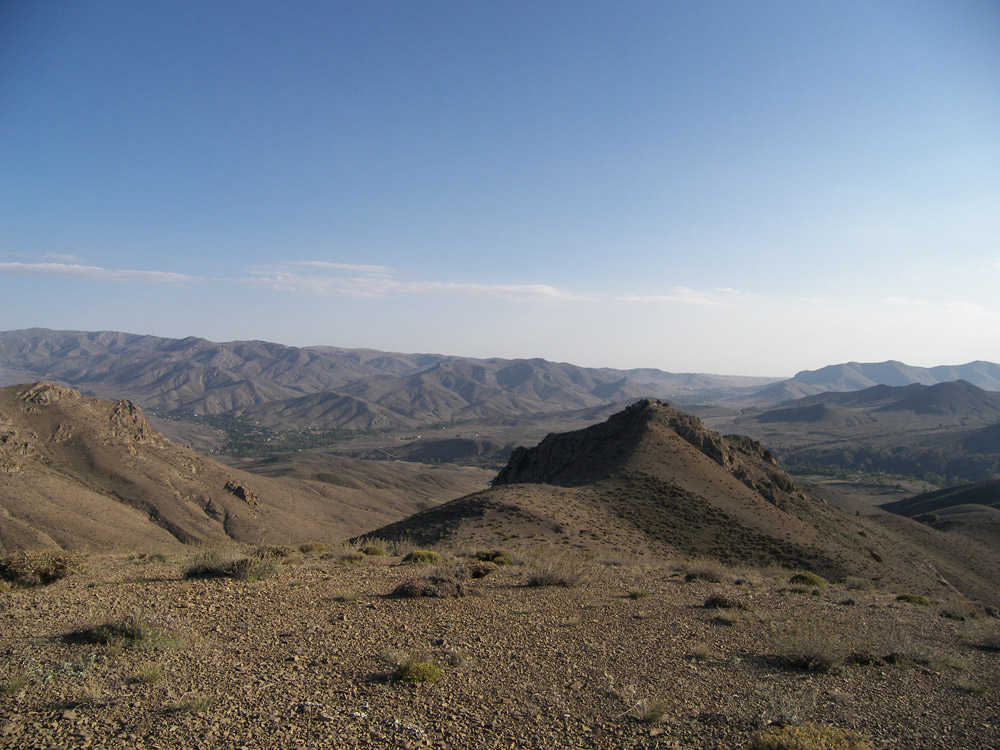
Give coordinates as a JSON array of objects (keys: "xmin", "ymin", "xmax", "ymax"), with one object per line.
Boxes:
[{"xmin": 369, "ymin": 400, "xmax": 1000, "ymax": 605}]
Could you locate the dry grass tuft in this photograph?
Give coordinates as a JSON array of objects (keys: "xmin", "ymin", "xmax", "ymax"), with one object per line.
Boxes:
[
  {"xmin": 750, "ymin": 722, "xmax": 871, "ymax": 749},
  {"xmin": 896, "ymin": 593, "xmax": 932, "ymax": 606},
  {"xmin": 525, "ymin": 551, "xmax": 591, "ymax": 588},
  {"xmin": 630, "ymin": 698, "xmax": 668, "ymax": 724},
  {"xmin": 771, "ymin": 620, "xmax": 846, "ymax": 672},
  {"xmin": 68, "ymin": 614, "xmax": 184, "ymax": 652},
  {"xmin": 183, "ymin": 545, "xmax": 282, "ymax": 581}
]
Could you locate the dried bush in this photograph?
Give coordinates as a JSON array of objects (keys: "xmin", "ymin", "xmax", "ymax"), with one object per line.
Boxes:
[
  {"xmin": 0, "ymin": 550, "xmax": 85, "ymax": 587},
  {"xmin": 684, "ymin": 562, "xmax": 727, "ymax": 583},
  {"xmin": 771, "ymin": 620, "xmax": 846, "ymax": 672},
  {"xmin": 750, "ymin": 722, "xmax": 871, "ymax": 749},
  {"xmin": 896, "ymin": 593, "xmax": 932, "ymax": 606},
  {"xmin": 299, "ymin": 542, "xmax": 326, "ymax": 554},
  {"xmin": 391, "ymin": 576, "xmax": 476, "ymax": 598},
  {"xmin": 703, "ymin": 594, "xmax": 743, "ymax": 609},
  {"xmin": 788, "ymin": 572, "xmax": 827, "ymax": 589},
  {"xmin": 183, "ymin": 545, "xmax": 282, "ymax": 581},
  {"xmin": 360, "ymin": 545, "xmax": 386, "ymax": 556},
  {"xmin": 68, "ymin": 614, "xmax": 184, "ymax": 652},
  {"xmin": 526, "ymin": 551, "xmax": 591, "ymax": 588},
  {"xmin": 630, "ymin": 698, "xmax": 668, "ymax": 724}
]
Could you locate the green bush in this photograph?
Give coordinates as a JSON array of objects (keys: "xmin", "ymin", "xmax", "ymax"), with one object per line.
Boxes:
[
  {"xmin": 68, "ymin": 614, "xmax": 184, "ymax": 652},
  {"xmin": 750, "ymin": 722, "xmax": 871, "ymax": 749},
  {"xmin": 360, "ymin": 545, "xmax": 386, "ymax": 556},
  {"xmin": 299, "ymin": 542, "xmax": 326, "ymax": 554},
  {"xmin": 0, "ymin": 550, "xmax": 85, "ymax": 587},
  {"xmin": 401, "ymin": 549, "xmax": 441, "ymax": 565},
  {"xmin": 394, "ymin": 659, "xmax": 442, "ymax": 683}
]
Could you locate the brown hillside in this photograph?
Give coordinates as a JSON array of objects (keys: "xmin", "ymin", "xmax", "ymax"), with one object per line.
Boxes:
[
  {"xmin": 368, "ymin": 401, "xmax": 1000, "ymax": 605},
  {"xmin": 0, "ymin": 383, "xmax": 488, "ymax": 552}
]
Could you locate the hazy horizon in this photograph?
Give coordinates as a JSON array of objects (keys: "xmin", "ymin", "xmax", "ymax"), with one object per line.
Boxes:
[{"xmin": 2, "ymin": 2, "xmax": 998, "ymax": 373}]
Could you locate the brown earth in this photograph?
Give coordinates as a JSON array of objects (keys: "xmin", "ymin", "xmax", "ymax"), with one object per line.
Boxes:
[
  {"xmin": 0, "ymin": 383, "xmax": 490, "ymax": 553},
  {"xmin": 368, "ymin": 401, "xmax": 1000, "ymax": 608},
  {"xmin": 1, "ymin": 551, "xmax": 998, "ymax": 749}
]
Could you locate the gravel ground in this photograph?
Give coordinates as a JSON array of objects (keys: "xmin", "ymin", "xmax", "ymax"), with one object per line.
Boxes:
[{"xmin": 2, "ymin": 551, "xmax": 998, "ymax": 749}]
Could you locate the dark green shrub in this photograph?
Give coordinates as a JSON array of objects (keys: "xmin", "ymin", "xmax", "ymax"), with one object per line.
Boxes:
[{"xmin": 789, "ymin": 572, "xmax": 827, "ymax": 589}]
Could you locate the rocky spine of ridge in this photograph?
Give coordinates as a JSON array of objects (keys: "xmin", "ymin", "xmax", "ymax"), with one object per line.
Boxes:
[{"xmin": 494, "ymin": 399, "xmax": 801, "ymax": 509}]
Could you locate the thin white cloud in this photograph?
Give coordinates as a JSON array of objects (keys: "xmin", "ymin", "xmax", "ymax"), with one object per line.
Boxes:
[
  {"xmin": 241, "ymin": 270, "xmax": 587, "ymax": 301},
  {"xmin": 286, "ymin": 260, "xmax": 393, "ymax": 274},
  {"xmin": 0, "ymin": 262, "xmax": 199, "ymax": 284},
  {"xmin": 618, "ymin": 286, "xmax": 745, "ymax": 307},
  {"xmin": 43, "ymin": 253, "xmax": 83, "ymax": 262}
]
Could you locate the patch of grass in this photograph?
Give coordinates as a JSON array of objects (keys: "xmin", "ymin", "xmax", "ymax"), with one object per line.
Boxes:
[
  {"xmin": 0, "ymin": 550, "xmax": 85, "ymax": 587},
  {"xmin": 896, "ymin": 593, "xmax": 932, "ymax": 606},
  {"xmin": 789, "ymin": 572, "xmax": 827, "ymax": 589},
  {"xmin": 183, "ymin": 545, "xmax": 282, "ymax": 581},
  {"xmin": 360, "ymin": 545, "xmax": 386, "ymax": 556},
  {"xmin": 750, "ymin": 722, "xmax": 872, "ymax": 749},
  {"xmin": 339, "ymin": 552, "xmax": 367, "ymax": 565},
  {"xmin": 68, "ymin": 614, "xmax": 184, "ymax": 652},
  {"xmin": 401, "ymin": 549, "xmax": 442, "ymax": 565},
  {"xmin": 299, "ymin": 542, "xmax": 326, "ymax": 554},
  {"xmin": 689, "ymin": 642, "xmax": 712, "ymax": 661},
  {"xmin": 771, "ymin": 620, "xmax": 846, "ymax": 673},
  {"xmin": 393, "ymin": 659, "xmax": 442, "ymax": 684},
  {"xmin": 628, "ymin": 589, "xmax": 650, "ymax": 600},
  {"xmin": 526, "ymin": 551, "xmax": 590, "ymax": 587},
  {"xmin": 704, "ymin": 594, "xmax": 743, "ymax": 609},
  {"xmin": 956, "ymin": 678, "xmax": 987, "ymax": 696},
  {"xmin": 131, "ymin": 663, "xmax": 163, "ymax": 684},
  {"xmin": 168, "ymin": 694, "xmax": 214, "ymax": 713},
  {"xmin": 684, "ymin": 562, "xmax": 727, "ymax": 583},
  {"xmin": 713, "ymin": 611, "xmax": 741, "ymax": 627},
  {"xmin": 1, "ymin": 673, "xmax": 30, "ymax": 697},
  {"xmin": 630, "ymin": 698, "xmax": 668, "ymax": 725},
  {"xmin": 843, "ymin": 576, "xmax": 870, "ymax": 591},
  {"xmin": 474, "ymin": 549, "xmax": 512, "ymax": 566}
]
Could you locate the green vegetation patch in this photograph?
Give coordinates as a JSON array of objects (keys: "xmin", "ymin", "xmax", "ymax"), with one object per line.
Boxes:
[
  {"xmin": 394, "ymin": 659, "xmax": 442, "ymax": 683},
  {"xmin": 68, "ymin": 614, "xmax": 184, "ymax": 652},
  {"xmin": 401, "ymin": 549, "xmax": 442, "ymax": 565}
]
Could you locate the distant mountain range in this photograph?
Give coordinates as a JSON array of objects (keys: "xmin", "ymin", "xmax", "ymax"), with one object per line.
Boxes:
[
  {"xmin": 0, "ymin": 328, "xmax": 775, "ymax": 431},
  {"xmin": 723, "ymin": 380, "xmax": 1000, "ymax": 483}
]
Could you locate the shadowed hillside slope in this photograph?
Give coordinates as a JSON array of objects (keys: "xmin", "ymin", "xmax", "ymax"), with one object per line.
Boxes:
[{"xmin": 0, "ymin": 382, "xmax": 489, "ymax": 552}]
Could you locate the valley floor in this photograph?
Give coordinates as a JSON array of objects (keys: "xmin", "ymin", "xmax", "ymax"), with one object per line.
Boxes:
[{"xmin": 2, "ymin": 550, "xmax": 998, "ymax": 749}]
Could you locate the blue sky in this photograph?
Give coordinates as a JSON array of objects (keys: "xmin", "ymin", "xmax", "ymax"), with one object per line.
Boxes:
[{"xmin": 2, "ymin": 1, "xmax": 998, "ymax": 375}]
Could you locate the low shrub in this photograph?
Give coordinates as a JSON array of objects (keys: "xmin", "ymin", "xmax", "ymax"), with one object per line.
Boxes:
[
  {"xmin": 896, "ymin": 593, "xmax": 932, "ymax": 606},
  {"xmin": 0, "ymin": 550, "xmax": 85, "ymax": 587},
  {"xmin": 628, "ymin": 589, "xmax": 650, "ymax": 600},
  {"xmin": 704, "ymin": 594, "xmax": 743, "ymax": 609},
  {"xmin": 392, "ymin": 576, "xmax": 475, "ymax": 598},
  {"xmin": 526, "ymin": 551, "xmax": 590, "ymax": 587},
  {"xmin": 684, "ymin": 562, "xmax": 726, "ymax": 583},
  {"xmin": 183, "ymin": 545, "xmax": 282, "ymax": 581},
  {"xmin": 394, "ymin": 659, "xmax": 442, "ymax": 683},
  {"xmin": 630, "ymin": 698, "xmax": 668, "ymax": 724},
  {"xmin": 360, "ymin": 545, "xmax": 386, "ymax": 556},
  {"xmin": 771, "ymin": 621, "xmax": 846, "ymax": 672},
  {"xmin": 1, "ymin": 673, "xmax": 30, "ymax": 697},
  {"xmin": 750, "ymin": 722, "xmax": 871, "ymax": 749},
  {"xmin": 843, "ymin": 576, "xmax": 870, "ymax": 591},
  {"xmin": 474, "ymin": 549, "xmax": 512, "ymax": 566},
  {"xmin": 789, "ymin": 572, "xmax": 827, "ymax": 589},
  {"xmin": 401, "ymin": 549, "xmax": 442, "ymax": 565},
  {"xmin": 68, "ymin": 614, "xmax": 184, "ymax": 652},
  {"xmin": 299, "ymin": 542, "xmax": 326, "ymax": 554}
]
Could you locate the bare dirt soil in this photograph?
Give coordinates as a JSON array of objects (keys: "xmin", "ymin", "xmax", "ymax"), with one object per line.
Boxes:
[{"xmin": 2, "ymin": 551, "xmax": 998, "ymax": 749}]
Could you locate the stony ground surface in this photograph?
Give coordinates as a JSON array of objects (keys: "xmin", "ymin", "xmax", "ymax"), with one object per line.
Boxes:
[{"xmin": 2, "ymin": 549, "xmax": 999, "ymax": 749}]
